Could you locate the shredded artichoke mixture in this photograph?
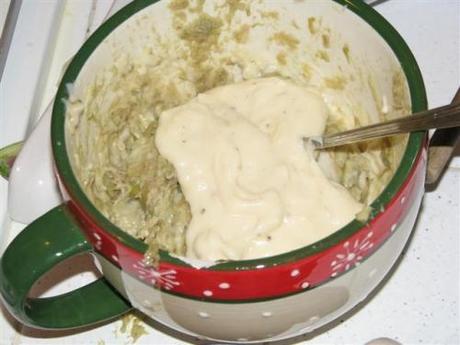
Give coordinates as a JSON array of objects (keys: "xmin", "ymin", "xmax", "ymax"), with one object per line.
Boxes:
[{"xmin": 67, "ymin": 0, "xmax": 409, "ymax": 263}]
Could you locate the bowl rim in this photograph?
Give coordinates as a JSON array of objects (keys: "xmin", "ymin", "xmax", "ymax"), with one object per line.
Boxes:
[{"xmin": 51, "ymin": 0, "xmax": 427, "ymax": 271}]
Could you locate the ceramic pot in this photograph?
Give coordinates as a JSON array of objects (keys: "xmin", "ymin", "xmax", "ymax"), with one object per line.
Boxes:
[{"xmin": 0, "ymin": 0, "xmax": 427, "ymax": 342}]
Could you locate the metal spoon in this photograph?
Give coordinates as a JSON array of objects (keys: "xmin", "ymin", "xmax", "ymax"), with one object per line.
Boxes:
[{"xmin": 308, "ymin": 101, "xmax": 460, "ymax": 150}]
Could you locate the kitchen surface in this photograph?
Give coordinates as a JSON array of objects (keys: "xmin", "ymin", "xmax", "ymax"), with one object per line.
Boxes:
[{"xmin": 0, "ymin": 0, "xmax": 459, "ymax": 344}]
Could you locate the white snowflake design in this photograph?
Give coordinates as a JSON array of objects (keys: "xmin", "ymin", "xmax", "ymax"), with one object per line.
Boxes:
[
  {"xmin": 330, "ymin": 231, "xmax": 374, "ymax": 277},
  {"xmin": 133, "ymin": 261, "xmax": 180, "ymax": 290}
]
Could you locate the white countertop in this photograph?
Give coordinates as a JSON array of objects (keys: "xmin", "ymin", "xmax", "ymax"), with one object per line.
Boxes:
[{"xmin": 0, "ymin": 1, "xmax": 459, "ymax": 344}]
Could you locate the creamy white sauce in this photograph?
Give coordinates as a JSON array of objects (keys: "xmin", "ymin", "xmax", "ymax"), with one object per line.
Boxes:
[{"xmin": 156, "ymin": 78, "xmax": 362, "ymax": 261}]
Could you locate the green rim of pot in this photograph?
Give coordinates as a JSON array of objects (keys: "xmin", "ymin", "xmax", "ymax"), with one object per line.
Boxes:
[{"xmin": 51, "ymin": 0, "xmax": 427, "ymax": 271}]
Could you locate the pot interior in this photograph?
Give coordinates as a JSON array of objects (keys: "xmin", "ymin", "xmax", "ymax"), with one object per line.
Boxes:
[{"xmin": 52, "ymin": 0, "xmax": 426, "ymax": 269}]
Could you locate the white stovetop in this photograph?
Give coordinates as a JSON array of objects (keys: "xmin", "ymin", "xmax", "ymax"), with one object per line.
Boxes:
[{"xmin": 0, "ymin": 1, "xmax": 459, "ymax": 344}]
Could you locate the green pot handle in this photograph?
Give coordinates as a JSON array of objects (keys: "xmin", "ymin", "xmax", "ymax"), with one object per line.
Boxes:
[{"xmin": 0, "ymin": 204, "xmax": 132, "ymax": 329}]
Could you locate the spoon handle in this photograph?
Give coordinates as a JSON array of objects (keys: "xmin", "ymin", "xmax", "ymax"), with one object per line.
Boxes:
[
  {"xmin": 316, "ymin": 102, "xmax": 460, "ymax": 149},
  {"xmin": 426, "ymin": 88, "xmax": 460, "ymax": 186}
]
